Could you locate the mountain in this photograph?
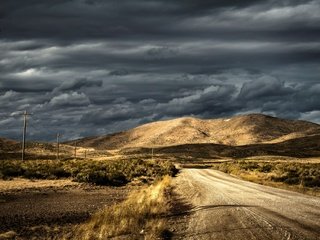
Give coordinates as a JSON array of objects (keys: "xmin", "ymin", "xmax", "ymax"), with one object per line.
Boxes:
[{"xmin": 66, "ymin": 114, "xmax": 320, "ymax": 150}]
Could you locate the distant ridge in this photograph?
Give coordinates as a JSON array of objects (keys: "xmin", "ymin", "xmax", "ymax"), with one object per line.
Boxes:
[
  {"xmin": 66, "ymin": 114, "xmax": 320, "ymax": 150},
  {"xmin": 0, "ymin": 137, "xmax": 88, "ymax": 160},
  {"xmin": 0, "ymin": 137, "xmax": 19, "ymax": 152}
]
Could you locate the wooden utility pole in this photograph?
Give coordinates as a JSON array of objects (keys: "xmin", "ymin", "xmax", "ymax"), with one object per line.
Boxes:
[
  {"xmin": 74, "ymin": 142, "xmax": 77, "ymax": 158},
  {"xmin": 84, "ymin": 150, "xmax": 87, "ymax": 159},
  {"xmin": 151, "ymin": 148, "xmax": 154, "ymax": 161},
  {"xmin": 56, "ymin": 133, "xmax": 60, "ymax": 160},
  {"xmin": 21, "ymin": 110, "xmax": 31, "ymax": 161}
]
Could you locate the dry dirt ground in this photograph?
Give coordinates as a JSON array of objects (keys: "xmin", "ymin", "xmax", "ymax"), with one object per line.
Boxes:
[
  {"xmin": 173, "ymin": 169, "xmax": 320, "ymax": 240},
  {"xmin": 0, "ymin": 179, "xmax": 129, "ymax": 239}
]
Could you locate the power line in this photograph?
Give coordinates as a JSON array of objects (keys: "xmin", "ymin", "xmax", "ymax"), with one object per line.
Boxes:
[
  {"xmin": 151, "ymin": 147, "xmax": 154, "ymax": 161},
  {"xmin": 57, "ymin": 133, "xmax": 61, "ymax": 160}
]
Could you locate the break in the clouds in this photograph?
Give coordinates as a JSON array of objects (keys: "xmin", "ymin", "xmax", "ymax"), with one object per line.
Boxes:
[{"xmin": 0, "ymin": 0, "xmax": 319, "ymax": 141}]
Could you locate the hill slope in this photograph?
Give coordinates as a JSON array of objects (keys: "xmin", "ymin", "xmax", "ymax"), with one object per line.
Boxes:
[
  {"xmin": 121, "ymin": 134, "xmax": 320, "ymax": 159},
  {"xmin": 0, "ymin": 137, "xmax": 20, "ymax": 152},
  {"xmin": 67, "ymin": 114, "xmax": 320, "ymax": 150}
]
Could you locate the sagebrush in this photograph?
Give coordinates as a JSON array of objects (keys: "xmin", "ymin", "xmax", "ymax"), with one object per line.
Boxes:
[{"xmin": 0, "ymin": 159, "xmax": 178, "ymax": 186}]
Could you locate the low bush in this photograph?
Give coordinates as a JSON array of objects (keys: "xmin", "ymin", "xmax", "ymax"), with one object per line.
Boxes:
[{"xmin": 302, "ymin": 176, "xmax": 320, "ymax": 187}]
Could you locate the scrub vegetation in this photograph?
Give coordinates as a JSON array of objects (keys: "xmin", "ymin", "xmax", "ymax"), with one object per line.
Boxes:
[
  {"xmin": 212, "ymin": 161, "xmax": 320, "ymax": 194},
  {"xmin": 0, "ymin": 159, "xmax": 178, "ymax": 186}
]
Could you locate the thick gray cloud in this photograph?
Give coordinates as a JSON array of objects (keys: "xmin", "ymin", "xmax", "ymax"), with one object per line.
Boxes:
[{"xmin": 0, "ymin": 0, "xmax": 319, "ymax": 141}]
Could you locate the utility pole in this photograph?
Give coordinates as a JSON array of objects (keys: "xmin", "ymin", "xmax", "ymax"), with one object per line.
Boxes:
[
  {"xmin": 84, "ymin": 150, "xmax": 87, "ymax": 159},
  {"xmin": 151, "ymin": 147, "xmax": 154, "ymax": 161},
  {"xmin": 21, "ymin": 110, "xmax": 31, "ymax": 161},
  {"xmin": 74, "ymin": 142, "xmax": 77, "ymax": 159},
  {"xmin": 56, "ymin": 133, "xmax": 60, "ymax": 160}
]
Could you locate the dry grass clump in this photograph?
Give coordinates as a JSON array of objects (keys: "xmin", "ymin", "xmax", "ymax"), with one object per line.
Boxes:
[
  {"xmin": 65, "ymin": 176, "xmax": 172, "ymax": 240},
  {"xmin": 0, "ymin": 230, "xmax": 17, "ymax": 239}
]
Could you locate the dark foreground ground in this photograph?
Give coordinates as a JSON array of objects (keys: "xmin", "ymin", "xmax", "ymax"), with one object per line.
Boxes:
[
  {"xmin": 1, "ymin": 168, "xmax": 320, "ymax": 240},
  {"xmin": 0, "ymin": 180, "xmax": 129, "ymax": 239}
]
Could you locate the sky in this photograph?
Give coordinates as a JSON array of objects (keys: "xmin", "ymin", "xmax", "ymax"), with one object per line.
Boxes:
[{"xmin": 0, "ymin": 0, "xmax": 320, "ymax": 141}]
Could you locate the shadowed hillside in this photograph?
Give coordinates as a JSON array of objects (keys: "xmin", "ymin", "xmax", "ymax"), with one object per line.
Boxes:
[
  {"xmin": 121, "ymin": 135, "xmax": 320, "ymax": 159},
  {"xmin": 0, "ymin": 138, "xmax": 20, "ymax": 152},
  {"xmin": 66, "ymin": 114, "xmax": 320, "ymax": 150}
]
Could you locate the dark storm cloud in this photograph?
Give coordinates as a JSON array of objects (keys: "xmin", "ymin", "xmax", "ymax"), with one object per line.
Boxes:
[
  {"xmin": 1, "ymin": 0, "xmax": 319, "ymax": 41},
  {"xmin": 55, "ymin": 78, "xmax": 102, "ymax": 91},
  {"xmin": 238, "ymin": 78, "xmax": 293, "ymax": 100},
  {"xmin": 0, "ymin": 0, "xmax": 319, "ymax": 141}
]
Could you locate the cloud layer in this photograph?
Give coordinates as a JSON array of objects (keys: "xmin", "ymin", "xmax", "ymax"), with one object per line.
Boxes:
[{"xmin": 0, "ymin": 0, "xmax": 319, "ymax": 141}]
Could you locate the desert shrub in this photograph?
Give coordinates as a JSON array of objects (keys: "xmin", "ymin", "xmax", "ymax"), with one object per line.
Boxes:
[
  {"xmin": 240, "ymin": 162, "xmax": 259, "ymax": 171},
  {"xmin": 0, "ymin": 163, "xmax": 24, "ymax": 179},
  {"xmin": 76, "ymin": 169, "xmax": 128, "ymax": 186},
  {"xmin": 284, "ymin": 177, "xmax": 300, "ymax": 185},
  {"xmin": 212, "ymin": 162, "xmax": 242, "ymax": 175},
  {"xmin": 17, "ymin": 161, "xmax": 70, "ymax": 179},
  {"xmin": 213, "ymin": 163, "xmax": 231, "ymax": 173},
  {"xmin": 87, "ymin": 171, "xmax": 110, "ymax": 185},
  {"xmin": 302, "ymin": 176, "xmax": 320, "ymax": 187},
  {"xmin": 50, "ymin": 166, "xmax": 70, "ymax": 178},
  {"xmin": 259, "ymin": 164, "xmax": 273, "ymax": 173}
]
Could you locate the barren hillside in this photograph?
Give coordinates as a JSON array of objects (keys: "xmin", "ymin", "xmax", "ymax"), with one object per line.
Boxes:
[{"xmin": 67, "ymin": 114, "xmax": 320, "ymax": 150}]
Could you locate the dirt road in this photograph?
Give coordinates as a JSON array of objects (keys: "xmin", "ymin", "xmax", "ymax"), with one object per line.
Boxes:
[{"xmin": 173, "ymin": 169, "xmax": 320, "ymax": 240}]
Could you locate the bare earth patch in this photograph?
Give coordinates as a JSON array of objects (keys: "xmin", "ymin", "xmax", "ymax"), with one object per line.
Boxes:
[
  {"xmin": 0, "ymin": 178, "xmax": 79, "ymax": 192},
  {"xmin": 0, "ymin": 178, "xmax": 130, "ymax": 239}
]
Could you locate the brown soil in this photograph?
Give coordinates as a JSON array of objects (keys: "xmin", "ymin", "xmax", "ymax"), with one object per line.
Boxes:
[{"xmin": 0, "ymin": 179, "xmax": 130, "ymax": 239}]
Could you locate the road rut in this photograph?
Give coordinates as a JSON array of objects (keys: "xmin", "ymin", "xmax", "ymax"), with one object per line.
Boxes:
[{"xmin": 173, "ymin": 169, "xmax": 320, "ymax": 240}]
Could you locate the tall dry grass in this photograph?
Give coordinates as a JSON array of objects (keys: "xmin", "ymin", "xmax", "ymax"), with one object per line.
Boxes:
[{"xmin": 64, "ymin": 176, "xmax": 172, "ymax": 240}]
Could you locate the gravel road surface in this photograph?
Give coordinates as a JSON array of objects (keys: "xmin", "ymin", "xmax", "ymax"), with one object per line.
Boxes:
[{"xmin": 173, "ymin": 169, "xmax": 320, "ymax": 240}]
